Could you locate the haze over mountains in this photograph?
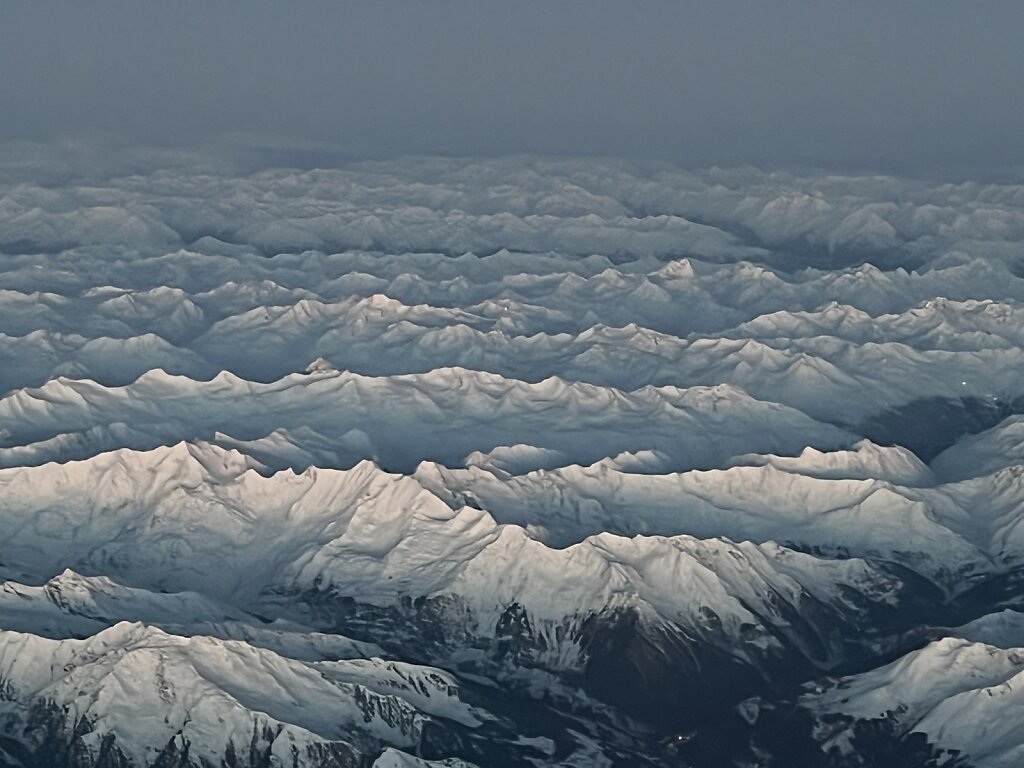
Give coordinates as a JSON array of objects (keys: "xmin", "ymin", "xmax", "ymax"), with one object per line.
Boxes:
[{"xmin": 2, "ymin": 148, "xmax": 1024, "ymax": 766}]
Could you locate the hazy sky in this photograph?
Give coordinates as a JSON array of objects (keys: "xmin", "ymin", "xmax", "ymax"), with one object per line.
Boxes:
[{"xmin": 2, "ymin": 1, "xmax": 1022, "ymax": 175}]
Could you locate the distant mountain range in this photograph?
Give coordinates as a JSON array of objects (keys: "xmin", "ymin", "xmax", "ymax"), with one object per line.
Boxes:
[{"xmin": 2, "ymin": 154, "xmax": 1024, "ymax": 766}]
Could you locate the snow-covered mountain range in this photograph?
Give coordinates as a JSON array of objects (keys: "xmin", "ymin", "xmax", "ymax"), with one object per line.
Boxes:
[{"xmin": 2, "ymin": 149, "xmax": 1024, "ymax": 766}]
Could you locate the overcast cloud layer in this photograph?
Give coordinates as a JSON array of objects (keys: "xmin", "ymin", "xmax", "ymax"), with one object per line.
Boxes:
[{"xmin": 2, "ymin": 1, "xmax": 1022, "ymax": 176}]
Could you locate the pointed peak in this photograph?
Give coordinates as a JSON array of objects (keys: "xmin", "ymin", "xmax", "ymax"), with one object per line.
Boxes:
[{"xmin": 305, "ymin": 357, "xmax": 338, "ymax": 374}]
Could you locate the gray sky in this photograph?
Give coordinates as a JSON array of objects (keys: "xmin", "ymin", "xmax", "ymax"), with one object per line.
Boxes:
[{"xmin": 1, "ymin": 1, "xmax": 1022, "ymax": 176}]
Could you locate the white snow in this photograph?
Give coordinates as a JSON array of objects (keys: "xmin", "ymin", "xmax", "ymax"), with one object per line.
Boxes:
[{"xmin": 3, "ymin": 149, "xmax": 1024, "ymax": 765}]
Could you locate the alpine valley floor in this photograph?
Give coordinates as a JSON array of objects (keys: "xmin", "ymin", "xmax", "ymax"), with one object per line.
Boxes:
[{"xmin": 2, "ymin": 147, "xmax": 1024, "ymax": 766}]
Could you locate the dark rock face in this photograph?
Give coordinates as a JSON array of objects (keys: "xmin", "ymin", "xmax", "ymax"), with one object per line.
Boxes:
[
  {"xmin": 290, "ymin": 580, "xmax": 977, "ymax": 766},
  {"xmin": 578, "ymin": 608, "xmax": 770, "ymax": 731},
  {"xmin": 0, "ymin": 705, "xmax": 132, "ymax": 768},
  {"xmin": 0, "ymin": 708, "xmax": 370, "ymax": 768},
  {"xmin": 4, "ymin": 561, "xmax": 1008, "ymax": 768},
  {"xmin": 860, "ymin": 396, "xmax": 1024, "ymax": 463}
]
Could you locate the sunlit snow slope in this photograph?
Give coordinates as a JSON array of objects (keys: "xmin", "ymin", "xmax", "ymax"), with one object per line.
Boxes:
[{"xmin": 2, "ymin": 146, "xmax": 1024, "ymax": 767}]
